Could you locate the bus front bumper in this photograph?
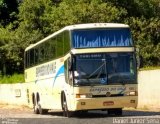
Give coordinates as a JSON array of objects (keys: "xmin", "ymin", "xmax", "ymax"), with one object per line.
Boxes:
[{"xmin": 70, "ymin": 96, "xmax": 138, "ymax": 111}]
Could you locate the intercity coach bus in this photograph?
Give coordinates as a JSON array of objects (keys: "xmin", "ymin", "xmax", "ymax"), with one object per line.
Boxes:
[{"xmin": 24, "ymin": 23, "xmax": 138, "ymax": 117}]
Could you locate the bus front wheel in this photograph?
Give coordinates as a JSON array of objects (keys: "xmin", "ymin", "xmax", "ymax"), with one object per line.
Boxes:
[
  {"xmin": 108, "ymin": 108, "xmax": 122, "ymax": 116},
  {"xmin": 62, "ymin": 94, "xmax": 72, "ymax": 117}
]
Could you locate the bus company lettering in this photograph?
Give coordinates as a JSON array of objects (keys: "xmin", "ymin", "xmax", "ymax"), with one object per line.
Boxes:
[
  {"xmin": 36, "ymin": 62, "xmax": 56, "ymax": 77},
  {"xmin": 90, "ymin": 87, "xmax": 126, "ymax": 94},
  {"xmin": 90, "ymin": 87, "xmax": 109, "ymax": 93}
]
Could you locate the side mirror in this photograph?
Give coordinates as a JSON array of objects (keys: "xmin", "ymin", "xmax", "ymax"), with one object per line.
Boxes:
[
  {"xmin": 136, "ymin": 48, "xmax": 143, "ymax": 69},
  {"xmin": 68, "ymin": 57, "xmax": 72, "ymax": 71},
  {"xmin": 136, "ymin": 56, "xmax": 140, "ymax": 69}
]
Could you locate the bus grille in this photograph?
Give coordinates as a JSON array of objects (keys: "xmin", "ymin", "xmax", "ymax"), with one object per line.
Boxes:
[{"xmin": 92, "ymin": 94, "xmax": 124, "ymax": 98}]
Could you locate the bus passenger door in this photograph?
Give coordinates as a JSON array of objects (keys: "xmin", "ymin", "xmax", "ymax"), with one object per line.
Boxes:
[{"xmin": 64, "ymin": 57, "xmax": 74, "ymax": 109}]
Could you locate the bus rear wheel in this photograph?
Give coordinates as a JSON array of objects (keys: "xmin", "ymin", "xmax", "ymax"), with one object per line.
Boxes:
[
  {"xmin": 33, "ymin": 94, "xmax": 48, "ymax": 115},
  {"xmin": 38, "ymin": 103, "xmax": 48, "ymax": 115},
  {"xmin": 33, "ymin": 97, "xmax": 39, "ymax": 114}
]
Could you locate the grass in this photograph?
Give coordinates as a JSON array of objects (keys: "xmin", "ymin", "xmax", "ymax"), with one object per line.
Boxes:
[
  {"xmin": 0, "ymin": 74, "xmax": 25, "ymax": 84},
  {"xmin": 139, "ymin": 66, "xmax": 160, "ymax": 71}
]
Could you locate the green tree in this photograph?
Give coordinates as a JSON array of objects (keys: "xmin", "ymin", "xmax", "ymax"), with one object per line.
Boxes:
[
  {"xmin": 51, "ymin": 0, "xmax": 127, "ymax": 30},
  {"xmin": 106, "ymin": 0, "xmax": 160, "ymax": 18},
  {"xmin": 0, "ymin": 27, "xmax": 13, "ymax": 75},
  {"xmin": 0, "ymin": 0, "xmax": 160, "ymax": 76},
  {"xmin": 18, "ymin": 0, "xmax": 54, "ymax": 36},
  {"xmin": 126, "ymin": 17, "xmax": 160, "ymax": 66},
  {"xmin": 0, "ymin": 0, "xmax": 19, "ymax": 26}
]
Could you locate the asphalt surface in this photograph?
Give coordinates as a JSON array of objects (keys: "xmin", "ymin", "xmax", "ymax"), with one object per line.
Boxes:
[{"xmin": 1, "ymin": 105, "xmax": 160, "ymax": 124}]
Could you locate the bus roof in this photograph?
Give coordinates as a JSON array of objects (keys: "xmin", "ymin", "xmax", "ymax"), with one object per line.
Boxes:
[
  {"xmin": 65, "ymin": 23, "xmax": 129, "ymax": 30},
  {"xmin": 25, "ymin": 23, "xmax": 129, "ymax": 51}
]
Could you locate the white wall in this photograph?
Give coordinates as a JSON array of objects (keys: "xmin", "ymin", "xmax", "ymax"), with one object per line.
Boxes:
[
  {"xmin": 0, "ymin": 83, "xmax": 29, "ymax": 105},
  {"xmin": 138, "ymin": 69, "xmax": 160, "ymax": 109},
  {"xmin": 0, "ymin": 69, "xmax": 160, "ymax": 109}
]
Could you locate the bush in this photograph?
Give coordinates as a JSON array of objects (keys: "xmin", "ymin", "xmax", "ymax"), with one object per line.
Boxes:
[{"xmin": 0, "ymin": 74, "xmax": 24, "ymax": 84}]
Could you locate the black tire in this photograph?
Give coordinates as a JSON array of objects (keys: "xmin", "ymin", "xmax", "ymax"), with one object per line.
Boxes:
[
  {"xmin": 115, "ymin": 108, "xmax": 122, "ymax": 116},
  {"xmin": 38, "ymin": 103, "xmax": 48, "ymax": 115},
  {"xmin": 79, "ymin": 110, "xmax": 88, "ymax": 114},
  {"xmin": 62, "ymin": 94, "xmax": 72, "ymax": 117},
  {"xmin": 33, "ymin": 97, "xmax": 39, "ymax": 114},
  {"xmin": 74, "ymin": 110, "xmax": 88, "ymax": 116},
  {"xmin": 108, "ymin": 109, "xmax": 114, "ymax": 115},
  {"xmin": 108, "ymin": 108, "xmax": 122, "ymax": 116}
]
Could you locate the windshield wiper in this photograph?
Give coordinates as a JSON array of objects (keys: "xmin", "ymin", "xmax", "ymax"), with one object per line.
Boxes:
[{"xmin": 87, "ymin": 61, "xmax": 106, "ymax": 79}]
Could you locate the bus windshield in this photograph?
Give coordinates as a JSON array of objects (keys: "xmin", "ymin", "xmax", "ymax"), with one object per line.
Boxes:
[
  {"xmin": 72, "ymin": 28, "xmax": 133, "ymax": 48},
  {"xmin": 73, "ymin": 53, "xmax": 136, "ymax": 86}
]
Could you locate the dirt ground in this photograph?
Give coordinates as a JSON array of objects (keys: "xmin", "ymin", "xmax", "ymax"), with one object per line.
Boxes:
[
  {"xmin": 0, "ymin": 104, "xmax": 32, "ymax": 115},
  {"xmin": 0, "ymin": 103, "xmax": 160, "ymax": 114}
]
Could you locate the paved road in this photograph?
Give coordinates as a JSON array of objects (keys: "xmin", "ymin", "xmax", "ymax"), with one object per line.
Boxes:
[{"xmin": 1, "ymin": 105, "xmax": 160, "ymax": 124}]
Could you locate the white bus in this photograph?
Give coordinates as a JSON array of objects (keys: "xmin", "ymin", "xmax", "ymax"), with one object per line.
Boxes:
[{"xmin": 25, "ymin": 23, "xmax": 138, "ymax": 117}]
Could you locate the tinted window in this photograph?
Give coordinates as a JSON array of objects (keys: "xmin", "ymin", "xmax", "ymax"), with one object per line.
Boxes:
[
  {"xmin": 64, "ymin": 31, "xmax": 70, "ymax": 54},
  {"xmin": 39, "ymin": 44, "xmax": 45, "ymax": 63},
  {"xmin": 25, "ymin": 30, "xmax": 71, "ymax": 68},
  {"xmin": 25, "ymin": 52, "xmax": 28, "ymax": 68},
  {"xmin": 49, "ymin": 37, "xmax": 57, "ymax": 59},
  {"xmin": 35, "ymin": 47, "xmax": 39, "ymax": 64},
  {"xmin": 73, "ymin": 53, "xmax": 136, "ymax": 86},
  {"xmin": 30, "ymin": 49, "xmax": 34, "ymax": 66},
  {"xmin": 72, "ymin": 28, "xmax": 133, "ymax": 48},
  {"xmin": 44, "ymin": 41, "xmax": 51, "ymax": 61},
  {"xmin": 57, "ymin": 33, "xmax": 64, "ymax": 57}
]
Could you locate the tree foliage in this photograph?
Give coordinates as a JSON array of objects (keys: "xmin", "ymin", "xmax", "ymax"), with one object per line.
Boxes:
[
  {"xmin": 106, "ymin": 0, "xmax": 159, "ymax": 18},
  {"xmin": 0, "ymin": 0, "xmax": 19, "ymax": 26},
  {"xmin": 126, "ymin": 17, "xmax": 160, "ymax": 66},
  {"xmin": 50, "ymin": 0, "xmax": 127, "ymax": 31},
  {"xmin": 0, "ymin": 0, "xmax": 160, "ymax": 75}
]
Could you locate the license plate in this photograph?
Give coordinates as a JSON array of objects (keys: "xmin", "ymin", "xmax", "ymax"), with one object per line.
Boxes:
[{"xmin": 103, "ymin": 101, "xmax": 114, "ymax": 106}]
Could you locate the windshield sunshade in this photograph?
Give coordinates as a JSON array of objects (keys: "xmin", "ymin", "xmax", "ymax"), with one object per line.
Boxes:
[{"xmin": 72, "ymin": 28, "xmax": 133, "ymax": 48}]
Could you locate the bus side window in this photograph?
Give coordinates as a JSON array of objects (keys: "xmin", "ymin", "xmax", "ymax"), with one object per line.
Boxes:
[
  {"xmin": 57, "ymin": 33, "xmax": 64, "ymax": 57},
  {"xmin": 30, "ymin": 48, "xmax": 34, "ymax": 66},
  {"xmin": 35, "ymin": 47, "xmax": 39, "ymax": 65},
  {"xmin": 27, "ymin": 51, "xmax": 30, "ymax": 68},
  {"xmin": 25, "ymin": 52, "xmax": 27, "ymax": 68},
  {"xmin": 64, "ymin": 31, "xmax": 71, "ymax": 54},
  {"xmin": 39, "ymin": 44, "xmax": 45, "ymax": 63}
]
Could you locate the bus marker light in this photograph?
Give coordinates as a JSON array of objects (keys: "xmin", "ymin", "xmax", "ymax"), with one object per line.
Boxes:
[
  {"xmin": 129, "ymin": 87, "xmax": 135, "ymax": 90},
  {"xmin": 60, "ymin": 58, "xmax": 64, "ymax": 62},
  {"xmin": 81, "ymin": 102, "xmax": 86, "ymax": 105},
  {"xmin": 130, "ymin": 100, "xmax": 135, "ymax": 103},
  {"xmin": 76, "ymin": 94, "xmax": 80, "ymax": 98}
]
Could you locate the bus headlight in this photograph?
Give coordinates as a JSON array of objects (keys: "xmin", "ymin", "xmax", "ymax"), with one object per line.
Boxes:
[
  {"xmin": 76, "ymin": 93, "xmax": 92, "ymax": 98},
  {"xmin": 126, "ymin": 91, "xmax": 137, "ymax": 96}
]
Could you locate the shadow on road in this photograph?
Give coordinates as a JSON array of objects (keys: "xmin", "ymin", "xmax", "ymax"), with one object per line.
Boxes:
[
  {"xmin": 45, "ymin": 109, "xmax": 160, "ymax": 118},
  {"xmin": 123, "ymin": 110, "xmax": 160, "ymax": 117}
]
